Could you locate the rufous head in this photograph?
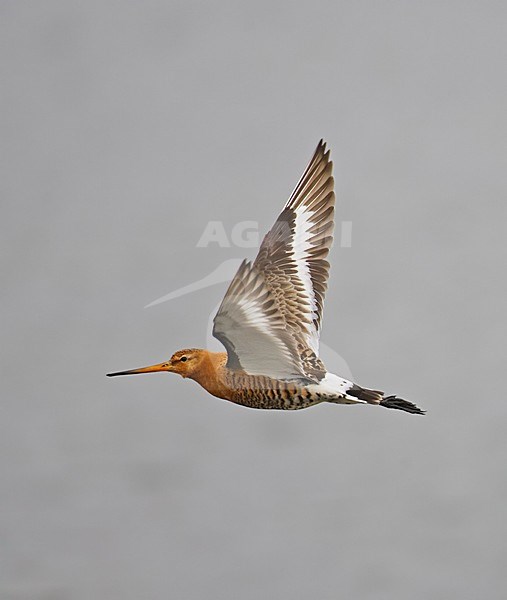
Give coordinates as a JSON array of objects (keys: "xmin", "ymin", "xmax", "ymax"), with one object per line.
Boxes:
[{"xmin": 107, "ymin": 348, "xmax": 207, "ymax": 380}]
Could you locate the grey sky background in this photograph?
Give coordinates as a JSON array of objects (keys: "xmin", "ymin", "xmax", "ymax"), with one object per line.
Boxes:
[{"xmin": 2, "ymin": 1, "xmax": 506, "ymax": 599}]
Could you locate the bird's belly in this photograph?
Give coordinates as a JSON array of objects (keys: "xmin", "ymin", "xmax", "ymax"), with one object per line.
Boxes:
[
  {"xmin": 225, "ymin": 373, "xmax": 317, "ymax": 410},
  {"xmin": 230, "ymin": 388, "xmax": 322, "ymax": 410},
  {"xmin": 226, "ymin": 372, "xmax": 358, "ymax": 410}
]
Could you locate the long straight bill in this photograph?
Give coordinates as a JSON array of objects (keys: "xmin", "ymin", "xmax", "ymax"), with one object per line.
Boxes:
[{"xmin": 106, "ymin": 361, "xmax": 169, "ymax": 377}]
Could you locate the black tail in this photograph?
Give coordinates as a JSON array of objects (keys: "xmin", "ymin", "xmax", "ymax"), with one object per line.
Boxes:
[
  {"xmin": 346, "ymin": 384, "xmax": 425, "ymax": 415},
  {"xmin": 380, "ymin": 395, "xmax": 425, "ymax": 415}
]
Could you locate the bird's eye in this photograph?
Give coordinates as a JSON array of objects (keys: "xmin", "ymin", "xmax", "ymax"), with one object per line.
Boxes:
[{"xmin": 180, "ymin": 356, "xmax": 187, "ymax": 362}]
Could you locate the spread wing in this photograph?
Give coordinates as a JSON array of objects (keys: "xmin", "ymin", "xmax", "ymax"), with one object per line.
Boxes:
[
  {"xmin": 212, "ymin": 260, "xmax": 311, "ymax": 380},
  {"xmin": 213, "ymin": 140, "xmax": 334, "ymax": 380},
  {"xmin": 254, "ymin": 139, "xmax": 335, "ymax": 354}
]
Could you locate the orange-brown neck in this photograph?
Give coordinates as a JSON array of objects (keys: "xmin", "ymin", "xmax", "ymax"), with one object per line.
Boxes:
[{"xmin": 188, "ymin": 351, "xmax": 232, "ymax": 400}]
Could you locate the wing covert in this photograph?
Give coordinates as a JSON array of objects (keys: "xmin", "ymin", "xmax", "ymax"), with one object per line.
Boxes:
[{"xmin": 212, "ymin": 260, "xmax": 311, "ymax": 381}]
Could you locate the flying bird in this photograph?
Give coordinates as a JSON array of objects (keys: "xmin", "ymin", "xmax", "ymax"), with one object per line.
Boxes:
[{"xmin": 108, "ymin": 141, "xmax": 424, "ymax": 415}]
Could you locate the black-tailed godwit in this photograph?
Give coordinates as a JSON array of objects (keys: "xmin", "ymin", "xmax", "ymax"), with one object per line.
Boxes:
[{"xmin": 107, "ymin": 141, "xmax": 424, "ymax": 415}]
